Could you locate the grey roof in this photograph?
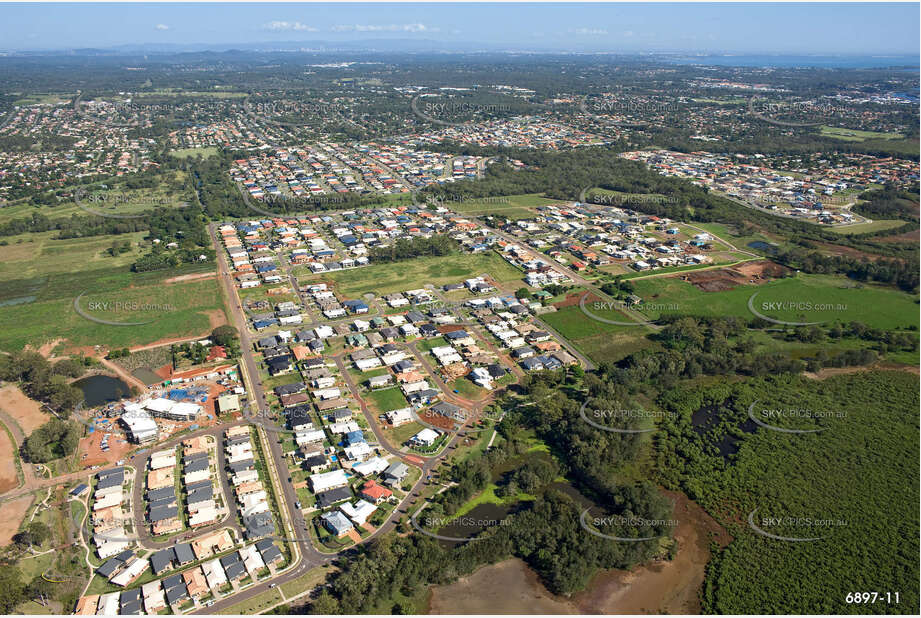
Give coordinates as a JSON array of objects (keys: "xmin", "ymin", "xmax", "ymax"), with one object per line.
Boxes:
[
  {"xmin": 222, "ymin": 560, "xmax": 246, "ymax": 581},
  {"xmin": 385, "ymin": 462, "xmax": 409, "ymax": 479},
  {"xmin": 243, "ymin": 513, "xmax": 275, "ymax": 539},
  {"xmin": 185, "ymin": 479, "xmax": 212, "ymax": 493},
  {"xmin": 274, "ymin": 382, "xmax": 306, "ymax": 396},
  {"xmin": 315, "ymin": 485, "xmax": 353, "ymax": 509},
  {"xmin": 257, "ymin": 542, "xmax": 283, "ymax": 564},
  {"xmin": 164, "ymin": 584, "xmax": 188, "ymax": 605},
  {"xmin": 120, "ymin": 588, "xmax": 141, "ymax": 605},
  {"xmin": 97, "ymin": 558, "xmax": 122, "ymax": 578},
  {"xmin": 161, "ymin": 574, "xmax": 184, "ymax": 590},
  {"xmin": 150, "ymin": 548, "xmax": 175, "ymax": 574},
  {"xmin": 149, "ymin": 505, "xmax": 178, "ymax": 522},
  {"xmin": 228, "ymin": 459, "xmax": 255, "ymax": 474},
  {"xmin": 97, "ymin": 467, "xmax": 125, "ymax": 479},
  {"xmin": 146, "ymin": 486, "xmax": 176, "ymax": 502},
  {"xmin": 184, "ymin": 458, "xmax": 209, "ymax": 474},
  {"xmin": 119, "ymin": 599, "xmax": 143, "ymax": 615},
  {"xmin": 174, "ymin": 543, "xmax": 196, "ymax": 564},
  {"xmin": 186, "ymin": 487, "xmax": 213, "ymax": 505},
  {"xmin": 97, "ymin": 473, "xmax": 124, "ymax": 490},
  {"xmin": 148, "ymin": 496, "xmax": 176, "ymax": 511},
  {"xmin": 219, "ymin": 553, "xmax": 241, "ymax": 569}
]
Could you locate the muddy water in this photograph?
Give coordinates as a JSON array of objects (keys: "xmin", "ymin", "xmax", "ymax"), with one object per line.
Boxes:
[{"xmin": 427, "ymin": 491, "xmax": 730, "ymax": 615}]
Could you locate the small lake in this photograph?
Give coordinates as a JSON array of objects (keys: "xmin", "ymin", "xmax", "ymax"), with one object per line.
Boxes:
[
  {"xmin": 747, "ymin": 240, "xmax": 778, "ymax": 254},
  {"xmin": 74, "ymin": 375, "xmax": 131, "ymax": 407},
  {"xmin": 436, "ymin": 502, "xmax": 514, "ymax": 548}
]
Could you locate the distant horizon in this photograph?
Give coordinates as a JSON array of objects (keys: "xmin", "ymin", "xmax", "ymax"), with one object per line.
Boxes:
[{"xmin": 0, "ymin": 2, "xmax": 917, "ymax": 56}]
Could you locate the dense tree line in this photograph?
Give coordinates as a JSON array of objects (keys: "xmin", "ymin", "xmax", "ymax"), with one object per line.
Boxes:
[
  {"xmin": 0, "ymin": 350, "xmax": 86, "ymax": 414},
  {"xmin": 22, "ymin": 418, "xmax": 81, "ymax": 463},
  {"xmin": 0, "ymin": 210, "xmax": 149, "ymax": 239},
  {"xmin": 368, "ymin": 234, "xmax": 460, "ymax": 263},
  {"xmin": 654, "ymin": 372, "xmax": 919, "ymax": 613}
]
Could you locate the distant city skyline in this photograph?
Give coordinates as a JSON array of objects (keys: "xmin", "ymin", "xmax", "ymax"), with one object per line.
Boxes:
[{"xmin": 0, "ymin": 2, "xmax": 918, "ymax": 55}]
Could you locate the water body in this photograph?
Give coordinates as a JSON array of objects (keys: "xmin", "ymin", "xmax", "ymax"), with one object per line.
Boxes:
[
  {"xmin": 131, "ymin": 366, "xmax": 163, "ymax": 386},
  {"xmin": 435, "ymin": 502, "xmax": 513, "ymax": 548},
  {"xmin": 747, "ymin": 240, "xmax": 778, "ymax": 254},
  {"xmin": 74, "ymin": 375, "xmax": 130, "ymax": 407}
]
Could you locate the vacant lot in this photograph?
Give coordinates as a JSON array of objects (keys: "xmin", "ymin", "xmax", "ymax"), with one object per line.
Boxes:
[
  {"xmin": 316, "ymin": 252, "xmax": 522, "ymax": 297},
  {"xmin": 447, "ymin": 193, "xmax": 563, "ymax": 219},
  {"xmin": 0, "ymin": 384, "xmax": 51, "ymax": 434},
  {"xmin": 0, "ymin": 495, "xmax": 33, "ymax": 546},
  {"xmin": 0, "ymin": 170, "xmax": 193, "ymax": 224},
  {"xmin": 631, "ymin": 273, "xmax": 919, "ymax": 330},
  {"xmin": 0, "ymin": 270, "xmax": 225, "ymax": 353},
  {"xmin": 819, "ymin": 125, "xmax": 905, "ymax": 142},
  {"xmin": 0, "ymin": 423, "xmax": 19, "ymax": 493},
  {"xmin": 827, "ymin": 219, "xmax": 907, "ymax": 235},
  {"xmin": 540, "ymin": 305, "xmax": 656, "ymax": 363},
  {"xmin": 366, "ymin": 387, "xmax": 409, "ymax": 414}
]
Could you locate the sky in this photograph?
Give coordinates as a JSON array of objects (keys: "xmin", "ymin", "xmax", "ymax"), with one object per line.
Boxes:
[{"xmin": 0, "ymin": 2, "xmax": 918, "ymax": 55}]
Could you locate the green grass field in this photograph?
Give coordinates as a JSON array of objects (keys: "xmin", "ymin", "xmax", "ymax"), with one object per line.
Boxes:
[
  {"xmin": 445, "ymin": 193, "xmax": 562, "ymax": 219},
  {"xmin": 539, "ymin": 304, "xmax": 657, "ymax": 363},
  {"xmin": 314, "ymin": 252, "xmax": 522, "ymax": 297},
  {"xmin": 631, "ymin": 273, "xmax": 919, "ymax": 330},
  {"xmin": 170, "ymin": 146, "xmax": 220, "ymax": 159},
  {"xmin": 0, "ymin": 170, "xmax": 193, "ymax": 224},
  {"xmin": 0, "ymin": 262, "xmax": 224, "ymax": 352},
  {"xmin": 366, "ymin": 387, "xmax": 409, "ymax": 413},
  {"xmin": 0, "ymin": 231, "xmax": 149, "ymax": 281},
  {"xmin": 819, "ymin": 125, "xmax": 905, "ymax": 142},
  {"xmin": 827, "ymin": 219, "xmax": 907, "ymax": 235}
]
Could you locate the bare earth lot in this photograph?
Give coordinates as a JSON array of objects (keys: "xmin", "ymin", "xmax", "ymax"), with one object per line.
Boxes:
[
  {"xmin": 0, "ymin": 384, "xmax": 51, "ymax": 434},
  {"xmin": 0, "ymin": 495, "xmax": 33, "ymax": 546}
]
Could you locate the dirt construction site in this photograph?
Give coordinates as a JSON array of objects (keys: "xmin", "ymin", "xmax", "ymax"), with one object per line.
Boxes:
[{"xmin": 683, "ymin": 260, "xmax": 791, "ymax": 292}]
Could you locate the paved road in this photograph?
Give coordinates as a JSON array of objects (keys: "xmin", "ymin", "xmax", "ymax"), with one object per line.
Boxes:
[{"xmin": 127, "ymin": 423, "xmax": 244, "ymax": 549}]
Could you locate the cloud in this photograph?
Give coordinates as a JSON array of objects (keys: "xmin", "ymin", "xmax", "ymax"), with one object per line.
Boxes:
[
  {"xmin": 623, "ymin": 30, "xmax": 634, "ymax": 37},
  {"xmin": 263, "ymin": 21, "xmax": 318, "ymax": 32},
  {"xmin": 569, "ymin": 27, "xmax": 608, "ymax": 36},
  {"xmin": 154, "ymin": 24, "xmax": 169, "ymax": 31},
  {"xmin": 332, "ymin": 23, "xmax": 437, "ymax": 33}
]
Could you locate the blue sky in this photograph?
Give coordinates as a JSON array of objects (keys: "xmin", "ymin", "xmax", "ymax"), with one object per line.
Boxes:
[{"xmin": 0, "ymin": 2, "xmax": 917, "ymax": 54}]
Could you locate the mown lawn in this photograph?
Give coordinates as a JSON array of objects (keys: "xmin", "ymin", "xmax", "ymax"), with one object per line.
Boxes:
[{"xmin": 366, "ymin": 387, "xmax": 409, "ymax": 413}]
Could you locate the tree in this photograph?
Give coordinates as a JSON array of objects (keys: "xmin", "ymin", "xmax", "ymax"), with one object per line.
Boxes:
[
  {"xmin": 515, "ymin": 287, "xmax": 532, "ymax": 299},
  {"xmin": 0, "ymin": 565, "xmax": 25, "ymax": 612},
  {"xmin": 22, "ymin": 419, "xmax": 81, "ymax": 463}
]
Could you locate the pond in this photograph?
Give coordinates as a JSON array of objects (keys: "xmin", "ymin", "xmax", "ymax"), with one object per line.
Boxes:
[
  {"xmin": 435, "ymin": 502, "xmax": 514, "ymax": 548},
  {"xmin": 74, "ymin": 375, "xmax": 131, "ymax": 407},
  {"xmin": 747, "ymin": 240, "xmax": 778, "ymax": 254}
]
